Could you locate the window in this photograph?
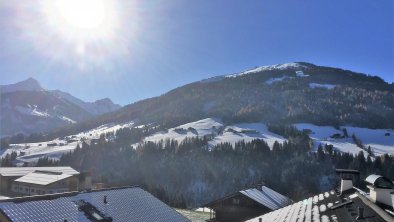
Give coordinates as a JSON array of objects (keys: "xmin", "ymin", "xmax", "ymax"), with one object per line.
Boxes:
[
  {"xmin": 25, "ymin": 188, "xmax": 28, "ymax": 192},
  {"xmin": 31, "ymin": 189, "xmax": 35, "ymax": 192},
  {"xmin": 232, "ymin": 198, "xmax": 240, "ymax": 205},
  {"xmin": 42, "ymin": 191, "xmax": 46, "ymax": 194}
]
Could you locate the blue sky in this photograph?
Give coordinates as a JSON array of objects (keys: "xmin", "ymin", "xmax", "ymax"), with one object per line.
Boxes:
[{"xmin": 0, "ymin": 0, "xmax": 393, "ymax": 105}]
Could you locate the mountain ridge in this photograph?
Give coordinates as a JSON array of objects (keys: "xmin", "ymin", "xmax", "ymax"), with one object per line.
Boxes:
[
  {"xmin": 0, "ymin": 78, "xmax": 121, "ymax": 136},
  {"xmin": 38, "ymin": 62, "xmax": 393, "ymax": 140}
]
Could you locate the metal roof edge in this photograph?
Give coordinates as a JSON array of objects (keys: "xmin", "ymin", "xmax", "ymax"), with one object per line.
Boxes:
[
  {"xmin": 356, "ymin": 192, "xmax": 394, "ymax": 222},
  {"xmin": 0, "ymin": 185, "xmax": 141, "ymax": 204}
]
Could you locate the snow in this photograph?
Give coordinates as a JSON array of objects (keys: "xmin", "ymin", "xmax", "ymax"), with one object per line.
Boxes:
[
  {"xmin": 294, "ymin": 123, "xmax": 394, "ymax": 156},
  {"xmin": 145, "ymin": 118, "xmax": 223, "ymax": 143},
  {"xmin": 15, "ymin": 105, "xmax": 50, "ymax": 117},
  {"xmin": 309, "ymin": 83, "xmax": 336, "ymax": 89},
  {"xmin": 145, "ymin": 119, "xmax": 286, "ymax": 149},
  {"xmin": 58, "ymin": 115, "xmax": 76, "ymax": 124},
  {"xmin": 295, "ymin": 70, "xmax": 309, "ymax": 77},
  {"xmin": 209, "ymin": 123, "xmax": 286, "ymax": 149},
  {"xmin": 265, "ymin": 76, "xmax": 289, "ymax": 85},
  {"xmin": 1, "ymin": 139, "xmax": 79, "ymax": 164},
  {"xmin": 1, "ymin": 121, "xmax": 135, "ymax": 164},
  {"xmin": 75, "ymin": 121, "xmax": 134, "ymax": 140},
  {"xmin": 226, "ymin": 63, "xmax": 307, "ymax": 78}
]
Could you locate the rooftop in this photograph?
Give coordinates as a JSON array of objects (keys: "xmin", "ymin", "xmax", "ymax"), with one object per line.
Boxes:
[
  {"xmin": 14, "ymin": 171, "xmax": 73, "ymax": 186},
  {"xmin": 0, "ymin": 186, "xmax": 190, "ymax": 222},
  {"xmin": 0, "ymin": 167, "xmax": 79, "ymax": 177},
  {"xmin": 204, "ymin": 185, "xmax": 292, "ymax": 210},
  {"xmin": 240, "ymin": 186, "xmax": 293, "ymax": 210},
  {"xmin": 244, "ymin": 188, "xmax": 393, "ymax": 222}
]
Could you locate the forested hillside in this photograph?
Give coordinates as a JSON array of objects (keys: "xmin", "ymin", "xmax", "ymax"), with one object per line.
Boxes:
[{"xmin": 39, "ymin": 63, "xmax": 393, "ymax": 141}]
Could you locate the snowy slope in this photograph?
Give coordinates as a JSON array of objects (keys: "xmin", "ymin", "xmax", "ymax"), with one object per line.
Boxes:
[
  {"xmin": 145, "ymin": 119, "xmax": 286, "ymax": 149},
  {"xmin": 294, "ymin": 123, "xmax": 394, "ymax": 156},
  {"xmin": 1, "ymin": 121, "xmax": 135, "ymax": 164},
  {"xmin": 309, "ymin": 83, "xmax": 336, "ymax": 89},
  {"xmin": 209, "ymin": 123, "xmax": 286, "ymax": 148},
  {"xmin": 226, "ymin": 62, "xmax": 308, "ymax": 78},
  {"xmin": 145, "ymin": 118, "xmax": 224, "ymax": 143}
]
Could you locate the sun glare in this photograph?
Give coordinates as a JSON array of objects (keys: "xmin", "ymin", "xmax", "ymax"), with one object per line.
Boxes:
[
  {"xmin": 43, "ymin": 0, "xmax": 117, "ymax": 40},
  {"xmin": 55, "ymin": 0, "xmax": 106, "ymax": 30},
  {"xmin": 10, "ymin": 0, "xmax": 136, "ymax": 70}
]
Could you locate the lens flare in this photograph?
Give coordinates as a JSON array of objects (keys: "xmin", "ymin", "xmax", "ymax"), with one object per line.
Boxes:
[{"xmin": 8, "ymin": 0, "xmax": 138, "ymax": 70}]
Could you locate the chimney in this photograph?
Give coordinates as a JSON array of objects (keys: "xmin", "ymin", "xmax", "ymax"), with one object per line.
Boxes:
[
  {"xmin": 356, "ymin": 207, "xmax": 364, "ymax": 220},
  {"xmin": 336, "ymin": 169, "xmax": 360, "ymax": 194},
  {"xmin": 365, "ymin": 174, "xmax": 394, "ymax": 207}
]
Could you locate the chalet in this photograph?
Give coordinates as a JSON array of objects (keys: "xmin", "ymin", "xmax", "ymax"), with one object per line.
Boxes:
[
  {"xmin": 203, "ymin": 184, "xmax": 292, "ymax": 222},
  {"xmin": 246, "ymin": 171, "xmax": 394, "ymax": 222},
  {"xmin": 0, "ymin": 186, "xmax": 190, "ymax": 222},
  {"xmin": 0, "ymin": 167, "xmax": 91, "ymax": 197}
]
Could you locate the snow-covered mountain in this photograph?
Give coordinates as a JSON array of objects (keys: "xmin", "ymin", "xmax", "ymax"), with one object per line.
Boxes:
[
  {"xmin": 0, "ymin": 78, "xmax": 121, "ymax": 137},
  {"xmin": 28, "ymin": 62, "xmax": 393, "ymax": 143}
]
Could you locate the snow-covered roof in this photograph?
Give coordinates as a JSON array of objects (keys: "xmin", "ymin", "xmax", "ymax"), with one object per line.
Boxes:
[
  {"xmin": 0, "ymin": 167, "xmax": 79, "ymax": 177},
  {"xmin": 245, "ymin": 190, "xmax": 390, "ymax": 222},
  {"xmin": 14, "ymin": 171, "xmax": 73, "ymax": 186},
  {"xmin": 240, "ymin": 186, "xmax": 292, "ymax": 210},
  {"xmin": 365, "ymin": 174, "xmax": 394, "ymax": 189},
  {"xmin": 0, "ymin": 187, "xmax": 189, "ymax": 222}
]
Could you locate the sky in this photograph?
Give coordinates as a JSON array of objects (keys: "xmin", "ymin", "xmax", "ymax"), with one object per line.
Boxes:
[{"xmin": 0, "ymin": 0, "xmax": 393, "ymax": 106}]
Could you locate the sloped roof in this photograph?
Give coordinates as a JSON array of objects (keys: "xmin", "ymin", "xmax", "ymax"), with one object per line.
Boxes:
[
  {"xmin": 0, "ymin": 167, "xmax": 79, "ymax": 177},
  {"xmin": 0, "ymin": 187, "xmax": 190, "ymax": 222},
  {"xmin": 14, "ymin": 171, "xmax": 73, "ymax": 185},
  {"xmin": 245, "ymin": 190, "xmax": 390, "ymax": 222},
  {"xmin": 240, "ymin": 186, "xmax": 292, "ymax": 210}
]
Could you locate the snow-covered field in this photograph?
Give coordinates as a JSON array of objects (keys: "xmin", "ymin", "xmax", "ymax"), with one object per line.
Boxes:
[
  {"xmin": 3, "ymin": 119, "xmax": 392, "ymax": 165},
  {"xmin": 1, "ymin": 121, "xmax": 134, "ymax": 165},
  {"xmin": 294, "ymin": 123, "xmax": 394, "ymax": 156},
  {"xmin": 309, "ymin": 83, "xmax": 336, "ymax": 89},
  {"xmin": 145, "ymin": 118, "xmax": 286, "ymax": 149},
  {"xmin": 208, "ymin": 123, "xmax": 286, "ymax": 148}
]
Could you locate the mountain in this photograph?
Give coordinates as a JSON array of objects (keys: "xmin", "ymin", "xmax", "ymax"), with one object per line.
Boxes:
[
  {"xmin": 0, "ymin": 78, "xmax": 43, "ymax": 94},
  {"xmin": 46, "ymin": 62, "xmax": 393, "ymax": 139},
  {"xmin": 0, "ymin": 78, "xmax": 121, "ymax": 137},
  {"xmin": 50, "ymin": 90, "xmax": 121, "ymax": 116}
]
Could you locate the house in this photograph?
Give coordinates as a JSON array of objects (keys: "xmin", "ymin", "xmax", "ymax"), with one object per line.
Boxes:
[
  {"xmin": 0, "ymin": 167, "xmax": 91, "ymax": 197},
  {"xmin": 245, "ymin": 170, "xmax": 394, "ymax": 222},
  {"xmin": 11, "ymin": 170, "xmax": 78, "ymax": 196},
  {"xmin": 0, "ymin": 186, "xmax": 190, "ymax": 222},
  {"xmin": 203, "ymin": 184, "xmax": 292, "ymax": 222}
]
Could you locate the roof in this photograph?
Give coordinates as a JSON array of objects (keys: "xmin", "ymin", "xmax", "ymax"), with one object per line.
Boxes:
[
  {"xmin": 0, "ymin": 187, "xmax": 190, "ymax": 222},
  {"xmin": 365, "ymin": 175, "xmax": 394, "ymax": 189},
  {"xmin": 204, "ymin": 186, "xmax": 292, "ymax": 210},
  {"xmin": 240, "ymin": 187, "xmax": 293, "ymax": 210},
  {"xmin": 245, "ymin": 189, "xmax": 392, "ymax": 222},
  {"xmin": 14, "ymin": 171, "xmax": 73, "ymax": 186},
  {"xmin": 335, "ymin": 169, "xmax": 360, "ymax": 174},
  {"xmin": 0, "ymin": 167, "xmax": 79, "ymax": 177}
]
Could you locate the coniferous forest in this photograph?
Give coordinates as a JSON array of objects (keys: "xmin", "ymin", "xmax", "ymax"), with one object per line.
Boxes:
[{"xmin": 8, "ymin": 126, "xmax": 392, "ymax": 208}]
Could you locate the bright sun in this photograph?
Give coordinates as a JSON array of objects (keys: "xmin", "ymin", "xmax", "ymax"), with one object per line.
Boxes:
[
  {"xmin": 12, "ymin": 0, "xmax": 135, "ymax": 70},
  {"xmin": 55, "ymin": 0, "xmax": 107, "ymax": 30},
  {"xmin": 42, "ymin": 0, "xmax": 118, "ymax": 40}
]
